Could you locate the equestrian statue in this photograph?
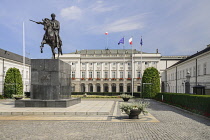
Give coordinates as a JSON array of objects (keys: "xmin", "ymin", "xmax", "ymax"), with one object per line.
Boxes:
[{"xmin": 30, "ymin": 13, "xmax": 63, "ymax": 59}]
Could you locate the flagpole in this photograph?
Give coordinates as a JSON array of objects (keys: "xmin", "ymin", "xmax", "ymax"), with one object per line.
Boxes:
[
  {"xmin": 106, "ymin": 33, "xmax": 108, "ymax": 49},
  {"xmin": 140, "ymin": 36, "xmax": 143, "ymax": 98},
  {"xmin": 123, "ymin": 37, "xmax": 125, "ymax": 94},
  {"xmin": 23, "ymin": 22, "xmax": 25, "ymax": 97},
  {"xmin": 131, "ymin": 37, "xmax": 134, "ymax": 97}
]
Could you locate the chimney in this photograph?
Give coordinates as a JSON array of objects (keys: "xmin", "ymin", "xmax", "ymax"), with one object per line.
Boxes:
[{"xmin": 156, "ymin": 49, "xmax": 159, "ymax": 53}]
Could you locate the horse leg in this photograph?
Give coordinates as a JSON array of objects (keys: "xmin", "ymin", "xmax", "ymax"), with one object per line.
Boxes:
[
  {"xmin": 51, "ymin": 46, "xmax": 55, "ymax": 59},
  {"xmin": 40, "ymin": 40, "xmax": 46, "ymax": 53}
]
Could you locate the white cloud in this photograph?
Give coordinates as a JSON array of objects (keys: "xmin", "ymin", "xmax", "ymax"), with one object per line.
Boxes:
[
  {"xmin": 60, "ymin": 6, "xmax": 82, "ymax": 20},
  {"xmin": 87, "ymin": 14, "xmax": 145, "ymax": 34},
  {"xmin": 89, "ymin": 0, "xmax": 119, "ymax": 13}
]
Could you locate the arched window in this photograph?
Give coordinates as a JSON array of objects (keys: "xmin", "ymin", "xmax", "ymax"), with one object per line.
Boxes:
[
  {"xmin": 89, "ymin": 83, "xmax": 93, "ymax": 92},
  {"xmin": 96, "ymin": 83, "xmax": 101, "ymax": 92},
  {"xmin": 104, "ymin": 83, "xmax": 108, "ymax": 92},
  {"xmin": 112, "ymin": 83, "xmax": 116, "ymax": 92},
  {"xmin": 81, "ymin": 83, "xmax": 85, "ymax": 92},
  {"xmin": 119, "ymin": 83, "xmax": 123, "ymax": 93},
  {"xmin": 127, "ymin": 83, "xmax": 131, "ymax": 92}
]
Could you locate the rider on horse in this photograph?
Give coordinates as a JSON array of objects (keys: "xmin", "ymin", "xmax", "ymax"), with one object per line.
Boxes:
[{"xmin": 34, "ymin": 13, "xmax": 62, "ymax": 54}]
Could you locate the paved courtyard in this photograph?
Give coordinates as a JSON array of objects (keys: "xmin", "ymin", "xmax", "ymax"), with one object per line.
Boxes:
[{"xmin": 0, "ymin": 98, "xmax": 210, "ymax": 140}]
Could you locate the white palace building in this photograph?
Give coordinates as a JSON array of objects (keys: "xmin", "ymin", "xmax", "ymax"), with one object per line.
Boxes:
[{"xmin": 57, "ymin": 49, "xmax": 187, "ymax": 93}]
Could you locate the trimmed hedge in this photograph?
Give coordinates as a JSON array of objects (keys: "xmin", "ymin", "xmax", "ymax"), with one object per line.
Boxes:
[
  {"xmin": 4, "ymin": 68, "xmax": 23, "ymax": 98},
  {"xmin": 71, "ymin": 92, "xmax": 141, "ymax": 98},
  {"xmin": 142, "ymin": 67, "xmax": 160, "ymax": 98},
  {"xmin": 155, "ymin": 92, "xmax": 210, "ymax": 118}
]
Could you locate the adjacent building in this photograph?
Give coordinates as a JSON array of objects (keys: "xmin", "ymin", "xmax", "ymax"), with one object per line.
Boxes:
[
  {"xmin": 0, "ymin": 48, "xmax": 31, "ymax": 95},
  {"xmin": 162, "ymin": 45, "xmax": 210, "ymax": 95}
]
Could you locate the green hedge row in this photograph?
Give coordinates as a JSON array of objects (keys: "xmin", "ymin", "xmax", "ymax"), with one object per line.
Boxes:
[
  {"xmin": 71, "ymin": 92, "xmax": 141, "ymax": 97},
  {"xmin": 155, "ymin": 92, "xmax": 210, "ymax": 118}
]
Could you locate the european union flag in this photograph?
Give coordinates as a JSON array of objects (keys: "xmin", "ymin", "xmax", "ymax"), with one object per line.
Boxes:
[
  {"xmin": 140, "ymin": 37, "xmax": 143, "ymax": 46},
  {"xmin": 118, "ymin": 37, "xmax": 124, "ymax": 45}
]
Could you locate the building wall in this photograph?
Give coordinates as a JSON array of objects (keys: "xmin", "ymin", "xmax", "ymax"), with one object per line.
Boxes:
[
  {"xmin": 0, "ymin": 55, "xmax": 31, "ymax": 95},
  {"xmin": 165, "ymin": 48, "xmax": 210, "ymax": 95}
]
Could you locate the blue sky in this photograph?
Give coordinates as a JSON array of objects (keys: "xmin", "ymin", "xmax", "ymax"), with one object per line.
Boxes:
[{"xmin": 1, "ymin": 0, "xmax": 210, "ymax": 59}]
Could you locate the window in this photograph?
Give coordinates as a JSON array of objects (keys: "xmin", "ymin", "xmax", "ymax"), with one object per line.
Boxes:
[
  {"xmin": 198, "ymin": 65, "xmax": 200, "ymax": 76},
  {"xmin": 97, "ymin": 63, "xmax": 100, "ymax": 65},
  {"xmin": 204, "ymin": 63, "xmax": 207, "ymax": 75},
  {"xmin": 112, "ymin": 63, "xmax": 116, "ymax": 65},
  {"xmin": 104, "ymin": 72, "xmax": 108, "ymax": 78},
  {"xmin": 97, "ymin": 72, "xmax": 100, "ymax": 78},
  {"xmin": 89, "ymin": 71, "xmax": 93, "ymax": 78},
  {"xmin": 189, "ymin": 68, "xmax": 192, "ymax": 76},
  {"xmin": 72, "ymin": 71, "xmax": 75, "ymax": 78},
  {"xmin": 26, "ymin": 71, "xmax": 28, "ymax": 79},
  {"xmin": 89, "ymin": 63, "xmax": 93, "ymax": 65},
  {"xmin": 137, "ymin": 62, "xmax": 141, "ymax": 64},
  {"xmin": 105, "ymin": 63, "xmax": 108, "ymax": 65},
  {"xmin": 193, "ymin": 66, "xmax": 196, "ymax": 77},
  {"xmin": 112, "ymin": 71, "xmax": 116, "ymax": 78},
  {"xmin": 82, "ymin": 72, "xmax": 85, "ymax": 78},
  {"xmin": 120, "ymin": 72, "xmax": 123, "ymax": 78},
  {"xmin": 177, "ymin": 71, "xmax": 179, "ymax": 79},
  {"xmin": 120, "ymin": 63, "xmax": 123, "ymax": 65},
  {"xmin": 128, "ymin": 71, "xmax": 131, "ymax": 78},
  {"xmin": 137, "ymin": 71, "xmax": 141, "ymax": 78},
  {"xmin": 183, "ymin": 70, "xmax": 185, "ymax": 78},
  {"xmin": 72, "ymin": 62, "xmax": 75, "ymax": 65},
  {"xmin": 82, "ymin": 63, "xmax": 85, "ymax": 65},
  {"xmin": 128, "ymin": 62, "xmax": 131, "ymax": 66}
]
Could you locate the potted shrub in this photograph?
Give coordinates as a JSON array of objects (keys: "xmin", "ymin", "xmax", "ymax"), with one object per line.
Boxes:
[
  {"xmin": 119, "ymin": 94, "xmax": 133, "ymax": 102},
  {"xmin": 120, "ymin": 101, "xmax": 149, "ymax": 119},
  {"xmin": 12, "ymin": 94, "xmax": 24, "ymax": 100}
]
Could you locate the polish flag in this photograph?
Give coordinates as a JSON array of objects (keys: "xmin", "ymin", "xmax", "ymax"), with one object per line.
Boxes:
[
  {"xmin": 105, "ymin": 32, "xmax": 108, "ymax": 35},
  {"xmin": 129, "ymin": 38, "xmax": 132, "ymax": 45}
]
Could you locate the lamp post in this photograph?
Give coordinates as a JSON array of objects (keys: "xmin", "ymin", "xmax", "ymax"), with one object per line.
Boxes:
[{"xmin": 185, "ymin": 71, "xmax": 191, "ymax": 94}]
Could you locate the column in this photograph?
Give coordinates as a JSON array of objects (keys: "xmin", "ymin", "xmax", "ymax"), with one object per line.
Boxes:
[
  {"xmin": 116, "ymin": 83, "xmax": 119, "ymax": 92},
  {"xmin": 85, "ymin": 84, "xmax": 88, "ymax": 92},
  {"xmin": 93, "ymin": 84, "xmax": 96, "ymax": 92},
  {"xmin": 109, "ymin": 84, "xmax": 112, "ymax": 92},
  {"xmin": 101, "ymin": 84, "xmax": 104, "ymax": 92}
]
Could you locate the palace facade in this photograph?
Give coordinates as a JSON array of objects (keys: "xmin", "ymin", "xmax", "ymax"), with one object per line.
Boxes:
[{"xmin": 57, "ymin": 49, "xmax": 186, "ymax": 93}]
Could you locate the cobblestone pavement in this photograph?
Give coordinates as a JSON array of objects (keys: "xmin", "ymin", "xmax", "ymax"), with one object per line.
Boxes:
[{"xmin": 0, "ymin": 99, "xmax": 210, "ymax": 140}]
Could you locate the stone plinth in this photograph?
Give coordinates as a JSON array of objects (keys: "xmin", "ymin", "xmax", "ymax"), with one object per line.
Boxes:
[
  {"xmin": 15, "ymin": 59, "xmax": 81, "ymax": 107},
  {"xmin": 31, "ymin": 59, "xmax": 71, "ymax": 100}
]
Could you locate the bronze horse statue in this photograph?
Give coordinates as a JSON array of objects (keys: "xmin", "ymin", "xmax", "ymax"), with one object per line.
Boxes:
[{"xmin": 30, "ymin": 17, "xmax": 62, "ymax": 59}]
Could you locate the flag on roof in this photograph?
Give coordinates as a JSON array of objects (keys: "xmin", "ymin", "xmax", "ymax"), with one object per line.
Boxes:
[
  {"xmin": 129, "ymin": 38, "xmax": 132, "ymax": 45},
  {"xmin": 118, "ymin": 37, "xmax": 124, "ymax": 45},
  {"xmin": 105, "ymin": 32, "xmax": 108, "ymax": 35}
]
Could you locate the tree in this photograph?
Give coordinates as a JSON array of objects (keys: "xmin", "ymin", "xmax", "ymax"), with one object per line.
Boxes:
[
  {"xmin": 4, "ymin": 68, "xmax": 23, "ymax": 98},
  {"xmin": 142, "ymin": 67, "xmax": 160, "ymax": 98}
]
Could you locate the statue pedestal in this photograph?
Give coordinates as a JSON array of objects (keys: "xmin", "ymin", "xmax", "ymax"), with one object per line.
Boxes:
[{"xmin": 15, "ymin": 59, "xmax": 80, "ymax": 107}]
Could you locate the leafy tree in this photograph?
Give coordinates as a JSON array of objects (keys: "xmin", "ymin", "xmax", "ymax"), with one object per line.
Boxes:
[
  {"xmin": 142, "ymin": 67, "xmax": 160, "ymax": 98},
  {"xmin": 4, "ymin": 68, "xmax": 23, "ymax": 98}
]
